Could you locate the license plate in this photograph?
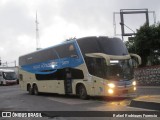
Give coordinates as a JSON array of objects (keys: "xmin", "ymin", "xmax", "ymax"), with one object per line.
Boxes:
[{"xmin": 122, "ymin": 90, "xmax": 128, "ymax": 93}]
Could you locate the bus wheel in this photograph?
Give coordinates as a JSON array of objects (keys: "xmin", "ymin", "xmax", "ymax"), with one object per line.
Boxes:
[
  {"xmin": 28, "ymin": 85, "xmax": 33, "ymax": 95},
  {"xmin": 79, "ymin": 85, "xmax": 88, "ymax": 100},
  {"xmin": 33, "ymin": 85, "xmax": 39, "ymax": 95}
]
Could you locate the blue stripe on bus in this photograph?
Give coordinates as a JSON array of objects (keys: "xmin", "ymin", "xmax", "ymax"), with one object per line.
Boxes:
[{"xmin": 21, "ymin": 57, "xmax": 84, "ymax": 74}]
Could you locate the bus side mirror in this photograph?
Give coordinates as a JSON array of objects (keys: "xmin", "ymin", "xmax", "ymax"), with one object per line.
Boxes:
[{"xmin": 130, "ymin": 53, "xmax": 141, "ymax": 67}]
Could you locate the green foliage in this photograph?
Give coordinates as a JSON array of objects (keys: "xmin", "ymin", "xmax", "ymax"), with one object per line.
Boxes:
[{"xmin": 125, "ymin": 23, "xmax": 160, "ymax": 66}]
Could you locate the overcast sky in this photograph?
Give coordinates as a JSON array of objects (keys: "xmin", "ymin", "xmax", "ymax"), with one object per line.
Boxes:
[{"xmin": 0, "ymin": 0, "xmax": 160, "ymax": 66}]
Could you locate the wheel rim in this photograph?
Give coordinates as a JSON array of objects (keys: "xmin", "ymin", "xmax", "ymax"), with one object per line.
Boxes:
[
  {"xmin": 34, "ymin": 86, "xmax": 38, "ymax": 95},
  {"xmin": 29, "ymin": 86, "xmax": 32, "ymax": 94},
  {"xmin": 80, "ymin": 88, "xmax": 84, "ymax": 96},
  {"xmin": 79, "ymin": 86, "xmax": 86, "ymax": 98}
]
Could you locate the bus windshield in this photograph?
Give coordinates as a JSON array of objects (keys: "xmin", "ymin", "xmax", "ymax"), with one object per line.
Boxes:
[
  {"xmin": 2, "ymin": 72, "xmax": 17, "ymax": 80},
  {"xmin": 85, "ymin": 57, "xmax": 134, "ymax": 80},
  {"xmin": 107, "ymin": 59, "xmax": 134, "ymax": 80}
]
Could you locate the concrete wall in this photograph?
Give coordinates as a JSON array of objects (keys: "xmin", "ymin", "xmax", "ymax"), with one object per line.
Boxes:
[{"xmin": 134, "ymin": 65, "xmax": 160, "ymax": 86}]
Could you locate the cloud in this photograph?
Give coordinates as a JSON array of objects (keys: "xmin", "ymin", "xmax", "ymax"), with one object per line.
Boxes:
[
  {"xmin": 59, "ymin": 0, "xmax": 114, "ymax": 32},
  {"xmin": 0, "ymin": 1, "xmax": 35, "ymax": 63},
  {"xmin": 40, "ymin": 16, "xmax": 103, "ymax": 48},
  {"xmin": 0, "ymin": 0, "xmax": 160, "ymax": 65}
]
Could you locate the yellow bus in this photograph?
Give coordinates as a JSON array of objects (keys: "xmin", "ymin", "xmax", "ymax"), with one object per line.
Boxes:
[{"xmin": 19, "ymin": 36, "xmax": 141, "ymax": 99}]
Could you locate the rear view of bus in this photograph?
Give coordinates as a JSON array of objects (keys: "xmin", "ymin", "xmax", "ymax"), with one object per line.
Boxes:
[{"xmin": 0, "ymin": 69, "xmax": 17, "ymax": 85}]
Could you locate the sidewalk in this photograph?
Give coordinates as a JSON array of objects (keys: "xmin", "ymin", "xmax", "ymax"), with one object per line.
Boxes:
[
  {"xmin": 130, "ymin": 95, "xmax": 160, "ymax": 110},
  {"xmin": 137, "ymin": 86, "xmax": 160, "ymax": 89}
]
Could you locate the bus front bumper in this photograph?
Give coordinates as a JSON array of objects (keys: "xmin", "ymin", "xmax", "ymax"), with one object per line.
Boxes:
[
  {"xmin": 5, "ymin": 80, "xmax": 17, "ymax": 85},
  {"xmin": 106, "ymin": 86, "xmax": 136, "ymax": 97}
]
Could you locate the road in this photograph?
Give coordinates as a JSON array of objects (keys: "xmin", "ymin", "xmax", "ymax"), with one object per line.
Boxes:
[{"xmin": 0, "ymin": 85, "xmax": 160, "ymax": 120}]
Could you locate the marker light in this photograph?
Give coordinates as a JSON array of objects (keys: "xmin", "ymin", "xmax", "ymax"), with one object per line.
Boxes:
[
  {"xmin": 108, "ymin": 83, "xmax": 115, "ymax": 88},
  {"xmin": 132, "ymin": 81, "xmax": 136, "ymax": 86},
  {"xmin": 134, "ymin": 87, "xmax": 136, "ymax": 91},
  {"xmin": 108, "ymin": 89, "xmax": 114, "ymax": 94}
]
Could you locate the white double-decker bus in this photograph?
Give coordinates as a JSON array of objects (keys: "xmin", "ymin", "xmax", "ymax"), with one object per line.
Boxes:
[{"xmin": 19, "ymin": 36, "xmax": 141, "ymax": 99}]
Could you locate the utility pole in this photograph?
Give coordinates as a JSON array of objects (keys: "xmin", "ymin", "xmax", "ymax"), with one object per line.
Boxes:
[{"xmin": 35, "ymin": 11, "xmax": 41, "ymax": 50}]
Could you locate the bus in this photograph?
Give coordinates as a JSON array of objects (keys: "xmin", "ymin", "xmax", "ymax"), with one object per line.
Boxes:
[
  {"xmin": 0, "ymin": 69, "xmax": 18, "ymax": 85},
  {"xmin": 19, "ymin": 36, "xmax": 141, "ymax": 99}
]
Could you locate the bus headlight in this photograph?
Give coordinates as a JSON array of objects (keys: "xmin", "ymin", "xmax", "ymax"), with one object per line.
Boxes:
[
  {"xmin": 108, "ymin": 89, "xmax": 114, "ymax": 94},
  {"xmin": 108, "ymin": 83, "xmax": 115, "ymax": 88},
  {"xmin": 132, "ymin": 81, "xmax": 136, "ymax": 86}
]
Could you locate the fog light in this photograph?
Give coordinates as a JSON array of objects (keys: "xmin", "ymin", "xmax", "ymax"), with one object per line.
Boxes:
[
  {"xmin": 108, "ymin": 89, "xmax": 114, "ymax": 94},
  {"xmin": 134, "ymin": 87, "xmax": 136, "ymax": 91}
]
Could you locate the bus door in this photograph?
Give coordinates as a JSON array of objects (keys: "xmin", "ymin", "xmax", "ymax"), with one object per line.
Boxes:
[
  {"xmin": 64, "ymin": 68, "xmax": 72, "ymax": 94},
  {"xmin": 85, "ymin": 57, "xmax": 106, "ymax": 96}
]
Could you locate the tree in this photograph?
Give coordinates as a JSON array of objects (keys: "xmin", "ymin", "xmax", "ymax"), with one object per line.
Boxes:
[{"xmin": 125, "ymin": 23, "xmax": 160, "ymax": 66}]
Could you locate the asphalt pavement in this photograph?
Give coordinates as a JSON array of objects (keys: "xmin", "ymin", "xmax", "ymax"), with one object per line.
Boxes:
[
  {"xmin": 130, "ymin": 86, "xmax": 160, "ymax": 110},
  {"xmin": 0, "ymin": 85, "xmax": 160, "ymax": 120}
]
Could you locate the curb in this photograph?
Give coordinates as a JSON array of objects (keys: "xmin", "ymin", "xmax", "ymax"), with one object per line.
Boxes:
[
  {"xmin": 137, "ymin": 86, "xmax": 160, "ymax": 89},
  {"xmin": 130, "ymin": 100, "xmax": 160, "ymax": 110}
]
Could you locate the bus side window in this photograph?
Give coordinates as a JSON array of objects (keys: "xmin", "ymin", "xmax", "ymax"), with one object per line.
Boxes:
[
  {"xmin": 85, "ymin": 57, "xmax": 105, "ymax": 78},
  {"xmin": 85, "ymin": 57, "xmax": 96, "ymax": 76},
  {"xmin": 55, "ymin": 43, "xmax": 78, "ymax": 58},
  {"xmin": 70, "ymin": 68, "xmax": 84, "ymax": 79},
  {"xmin": 94, "ymin": 58, "xmax": 106, "ymax": 78},
  {"xmin": 35, "ymin": 68, "xmax": 84, "ymax": 80}
]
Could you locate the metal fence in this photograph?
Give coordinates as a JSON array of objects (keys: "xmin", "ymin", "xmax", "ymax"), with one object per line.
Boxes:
[{"xmin": 134, "ymin": 65, "xmax": 160, "ymax": 86}]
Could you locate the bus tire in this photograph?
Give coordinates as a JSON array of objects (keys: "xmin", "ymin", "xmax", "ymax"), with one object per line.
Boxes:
[
  {"xmin": 33, "ymin": 85, "xmax": 39, "ymax": 95},
  {"xmin": 78, "ymin": 84, "xmax": 88, "ymax": 100},
  {"xmin": 28, "ymin": 85, "xmax": 33, "ymax": 95}
]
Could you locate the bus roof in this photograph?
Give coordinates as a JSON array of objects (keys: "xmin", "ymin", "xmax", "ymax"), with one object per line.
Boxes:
[
  {"xmin": 19, "ymin": 39, "xmax": 75, "ymax": 58},
  {"xmin": 19, "ymin": 36, "xmax": 119, "ymax": 58},
  {"xmin": 76, "ymin": 36, "xmax": 128, "ymax": 56},
  {"xmin": 19, "ymin": 36, "xmax": 128, "ymax": 66}
]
